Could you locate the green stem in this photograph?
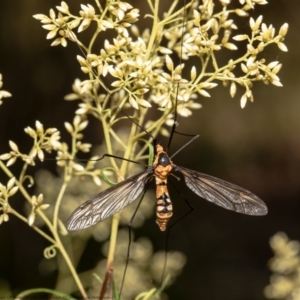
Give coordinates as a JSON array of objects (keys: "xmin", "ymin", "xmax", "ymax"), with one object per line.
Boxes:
[
  {"xmin": 53, "ymin": 231, "xmax": 88, "ymax": 299},
  {"xmin": 94, "ymin": 0, "xmax": 103, "ymax": 13},
  {"xmin": 53, "ymin": 181, "xmax": 68, "ymax": 230},
  {"xmin": 18, "ymin": 159, "xmax": 30, "ymax": 188},
  {"xmin": 89, "ymin": 2, "xmax": 110, "ymax": 53},
  {"xmin": 15, "ymin": 288, "xmax": 77, "ymax": 300},
  {"xmin": 106, "ymin": 211, "xmax": 120, "ymax": 266},
  {"xmin": 145, "ymin": 0, "xmax": 160, "ymax": 60},
  {"xmin": 101, "ymin": 105, "xmax": 140, "ymax": 296},
  {"xmin": 101, "ymin": 117, "xmax": 119, "ymax": 171},
  {"xmin": 109, "ymin": 128, "xmax": 127, "ymax": 151}
]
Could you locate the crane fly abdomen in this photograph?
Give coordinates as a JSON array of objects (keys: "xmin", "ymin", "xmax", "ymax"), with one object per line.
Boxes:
[{"xmin": 155, "ymin": 178, "xmax": 173, "ymax": 231}]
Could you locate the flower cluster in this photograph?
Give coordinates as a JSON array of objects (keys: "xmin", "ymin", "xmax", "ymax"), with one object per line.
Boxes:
[
  {"xmin": 28, "ymin": 194, "xmax": 50, "ymax": 226},
  {"xmin": 0, "ymin": 117, "xmax": 100, "ymax": 183},
  {"xmin": 33, "ymin": 0, "xmax": 288, "ymax": 150},
  {"xmin": 0, "ymin": 73, "xmax": 12, "ymax": 106},
  {"xmin": 0, "ymin": 121, "xmax": 60, "ymax": 166},
  {"xmin": 265, "ymin": 232, "xmax": 300, "ymax": 300},
  {"xmin": 0, "ymin": 177, "xmax": 18, "ymax": 224}
]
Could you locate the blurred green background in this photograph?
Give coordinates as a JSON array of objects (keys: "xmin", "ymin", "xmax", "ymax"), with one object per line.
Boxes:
[{"xmin": 0, "ymin": 0, "xmax": 299, "ymax": 299}]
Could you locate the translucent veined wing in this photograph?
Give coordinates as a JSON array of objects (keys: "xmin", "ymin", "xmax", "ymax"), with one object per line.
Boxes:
[
  {"xmin": 67, "ymin": 168, "xmax": 154, "ymax": 230},
  {"xmin": 175, "ymin": 165, "xmax": 268, "ymax": 216}
]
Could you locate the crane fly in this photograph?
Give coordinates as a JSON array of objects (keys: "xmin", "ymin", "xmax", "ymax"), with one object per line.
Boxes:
[
  {"xmin": 66, "ymin": 0, "xmax": 268, "ymax": 232},
  {"xmin": 67, "ymin": 140, "xmax": 268, "ymax": 231}
]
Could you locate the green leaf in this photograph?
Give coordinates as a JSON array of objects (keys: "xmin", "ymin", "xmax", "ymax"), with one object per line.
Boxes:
[
  {"xmin": 135, "ymin": 289, "xmax": 156, "ymax": 300},
  {"xmin": 154, "ymin": 274, "xmax": 171, "ymax": 296},
  {"xmin": 100, "ymin": 167, "xmax": 117, "ymax": 186},
  {"xmin": 113, "ymin": 278, "xmax": 120, "ymax": 300},
  {"xmin": 140, "ymin": 139, "xmax": 154, "ymax": 165},
  {"xmin": 92, "ymin": 272, "xmax": 103, "ymax": 283}
]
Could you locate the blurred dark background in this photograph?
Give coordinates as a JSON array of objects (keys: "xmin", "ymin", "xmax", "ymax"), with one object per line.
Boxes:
[{"xmin": 0, "ymin": 0, "xmax": 299, "ymax": 299}]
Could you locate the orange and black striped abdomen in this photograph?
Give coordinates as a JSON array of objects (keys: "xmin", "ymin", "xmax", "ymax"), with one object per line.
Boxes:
[{"xmin": 155, "ymin": 177, "xmax": 173, "ymax": 231}]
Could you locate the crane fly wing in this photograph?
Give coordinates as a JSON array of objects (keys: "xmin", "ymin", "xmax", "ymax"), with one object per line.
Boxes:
[
  {"xmin": 67, "ymin": 168, "xmax": 154, "ymax": 231},
  {"xmin": 175, "ymin": 165, "xmax": 268, "ymax": 216}
]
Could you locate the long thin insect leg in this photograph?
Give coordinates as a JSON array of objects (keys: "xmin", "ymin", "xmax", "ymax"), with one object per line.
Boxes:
[
  {"xmin": 173, "ymin": 129, "xmax": 199, "ymax": 137},
  {"xmin": 119, "ymin": 178, "xmax": 153, "ymax": 297},
  {"xmin": 118, "ymin": 108, "xmax": 156, "ymax": 145},
  {"xmin": 87, "ymin": 153, "xmax": 147, "ymax": 166},
  {"xmin": 61, "ymin": 153, "xmax": 145, "ymax": 165},
  {"xmin": 167, "ymin": 0, "xmax": 188, "ymax": 152},
  {"xmin": 160, "ymin": 179, "xmax": 194, "ymax": 284}
]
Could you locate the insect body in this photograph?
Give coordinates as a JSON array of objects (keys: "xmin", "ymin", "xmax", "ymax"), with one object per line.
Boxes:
[
  {"xmin": 67, "ymin": 144, "xmax": 268, "ymax": 231},
  {"xmin": 153, "ymin": 145, "xmax": 174, "ymax": 231}
]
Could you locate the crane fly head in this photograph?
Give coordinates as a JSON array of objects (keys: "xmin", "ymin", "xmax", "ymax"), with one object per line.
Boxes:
[
  {"xmin": 157, "ymin": 152, "xmax": 171, "ymax": 167},
  {"xmin": 155, "ymin": 144, "xmax": 172, "ymax": 167}
]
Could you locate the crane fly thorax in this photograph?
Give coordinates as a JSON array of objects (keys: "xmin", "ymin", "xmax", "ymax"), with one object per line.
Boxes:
[{"xmin": 154, "ymin": 164, "xmax": 173, "ymax": 179}]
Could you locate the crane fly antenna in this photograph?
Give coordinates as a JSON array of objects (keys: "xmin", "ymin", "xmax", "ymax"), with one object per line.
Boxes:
[
  {"xmin": 173, "ymin": 129, "xmax": 199, "ymax": 137},
  {"xmin": 170, "ymin": 134, "xmax": 200, "ymax": 159},
  {"xmin": 118, "ymin": 108, "xmax": 157, "ymax": 147}
]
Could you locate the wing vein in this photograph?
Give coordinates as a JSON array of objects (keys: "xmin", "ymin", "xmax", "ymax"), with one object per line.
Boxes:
[{"xmin": 175, "ymin": 165, "xmax": 267, "ymax": 216}]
